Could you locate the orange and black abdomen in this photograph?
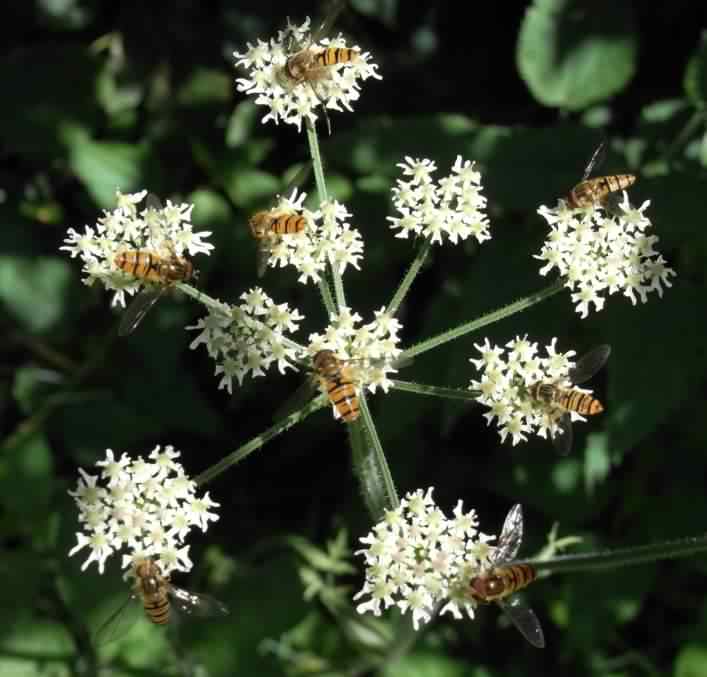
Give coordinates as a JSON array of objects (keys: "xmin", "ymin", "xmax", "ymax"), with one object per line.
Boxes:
[
  {"xmin": 115, "ymin": 250, "xmax": 193, "ymax": 284},
  {"xmin": 470, "ymin": 564, "xmax": 537, "ymax": 603},
  {"xmin": 313, "ymin": 350, "xmax": 359, "ymax": 423},
  {"xmin": 315, "ymin": 47, "xmax": 359, "ymax": 67},
  {"xmin": 272, "ymin": 213, "xmax": 306, "ymax": 236},
  {"xmin": 142, "ymin": 587, "xmax": 170, "ymax": 625},
  {"xmin": 557, "ymin": 389, "xmax": 604, "ymax": 415},
  {"xmin": 567, "ymin": 174, "xmax": 636, "ymax": 208}
]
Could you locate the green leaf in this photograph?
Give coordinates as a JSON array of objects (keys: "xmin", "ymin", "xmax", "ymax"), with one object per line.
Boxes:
[
  {"xmin": 684, "ymin": 31, "xmax": 707, "ymax": 107},
  {"xmin": 66, "ymin": 132, "xmax": 147, "ymax": 206},
  {"xmin": 675, "ymin": 644, "xmax": 707, "ymax": 677},
  {"xmin": 0, "ymin": 256, "xmax": 72, "ymax": 332},
  {"xmin": 177, "ymin": 68, "xmax": 232, "ymax": 106},
  {"xmin": 287, "ymin": 535, "xmax": 355, "ymax": 575},
  {"xmin": 517, "ymin": 0, "xmax": 638, "ymax": 110},
  {"xmin": 384, "ymin": 652, "xmax": 480, "ymax": 677},
  {"xmin": 12, "ymin": 366, "xmax": 65, "ymax": 414}
]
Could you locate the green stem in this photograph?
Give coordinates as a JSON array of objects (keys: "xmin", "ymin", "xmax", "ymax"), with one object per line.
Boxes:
[
  {"xmin": 391, "ymin": 379, "xmax": 482, "ymax": 402},
  {"xmin": 305, "ymin": 118, "xmax": 347, "ymax": 313},
  {"xmin": 386, "ymin": 237, "xmax": 433, "ymax": 317},
  {"xmin": 358, "ymin": 394, "xmax": 399, "ymax": 514},
  {"xmin": 662, "ymin": 110, "xmax": 706, "ymax": 165},
  {"xmin": 400, "ymin": 278, "xmax": 566, "ymax": 362},
  {"xmin": 523, "ymin": 533, "xmax": 707, "ymax": 575},
  {"xmin": 194, "ymin": 396, "xmax": 327, "ymax": 486}
]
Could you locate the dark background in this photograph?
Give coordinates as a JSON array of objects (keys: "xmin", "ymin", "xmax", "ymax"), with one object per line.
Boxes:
[{"xmin": 2, "ymin": 1, "xmax": 707, "ymax": 675}]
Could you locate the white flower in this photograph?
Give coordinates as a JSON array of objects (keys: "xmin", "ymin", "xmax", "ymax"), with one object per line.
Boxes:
[
  {"xmin": 60, "ymin": 190, "xmax": 213, "ymax": 308},
  {"xmin": 307, "ymin": 306, "xmax": 403, "ymax": 401},
  {"xmin": 258, "ymin": 192, "xmax": 364, "ymax": 283},
  {"xmin": 388, "ymin": 155, "xmax": 491, "ymax": 244},
  {"xmin": 469, "ymin": 336, "xmax": 603, "ymax": 448},
  {"xmin": 68, "ymin": 446, "xmax": 219, "ymax": 577},
  {"xmin": 233, "ymin": 18, "xmax": 381, "ymax": 132},
  {"xmin": 536, "ymin": 193, "xmax": 675, "ymax": 317},
  {"xmin": 354, "ymin": 488, "xmax": 494, "ymax": 630},
  {"xmin": 187, "ymin": 288, "xmax": 304, "ymax": 394}
]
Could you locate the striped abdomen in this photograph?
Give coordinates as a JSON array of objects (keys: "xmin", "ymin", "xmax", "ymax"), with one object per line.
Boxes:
[
  {"xmin": 134, "ymin": 559, "xmax": 171, "ymax": 625},
  {"xmin": 567, "ymin": 174, "xmax": 636, "ymax": 209},
  {"xmin": 270, "ymin": 212, "xmax": 306, "ymax": 236},
  {"xmin": 468, "ymin": 564, "xmax": 537, "ymax": 603},
  {"xmin": 313, "ymin": 349, "xmax": 359, "ymax": 423},
  {"xmin": 315, "ymin": 47, "xmax": 359, "ymax": 67},
  {"xmin": 115, "ymin": 250, "xmax": 193, "ymax": 284},
  {"xmin": 528, "ymin": 383, "xmax": 603, "ymax": 416}
]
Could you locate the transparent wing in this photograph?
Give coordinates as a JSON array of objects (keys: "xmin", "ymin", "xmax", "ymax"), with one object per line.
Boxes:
[
  {"xmin": 497, "ymin": 596, "xmax": 545, "ymax": 648},
  {"xmin": 581, "ymin": 140, "xmax": 607, "ymax": 181},
  {"xmin": 169, "ymin": 586, "xmax": 229, "ymax": 619},
  {"xmin": 570, "ymin": 345, "xmax": 611, "ymax": 384},
  {"xmin": 256, "ymin": 238, "xmax": 272, "ymax": 279},
  {"xmin": 118, "ymin": 287, "xmax": 167, "ymax": 336},
  {"xmin": 310, "ymin": 0, "xmax": 348, "ymax": 43},
  {"xmin": 492, "ymin": 504, "xmax": 524, "ymax": 565},
  {"xmin": 280, "ymin": 161, "xmax": 313, "ymax": 198},
  {"xmin": 94, "ymin": 593, "xmax": 142, "ymax": 647},
  {"xmin": 274, "ymin": 376, "xmax": 318, "ymax": 421},
  {"xmin": 551, "ymin": 412, "xmax": 573, "ymax": 456},
  {"xmin": 145, "ymin": 193, "xmax": 164, "ymax": 210}
]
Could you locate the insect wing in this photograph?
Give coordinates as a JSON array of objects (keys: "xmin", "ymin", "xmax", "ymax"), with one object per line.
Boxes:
[
  {"xmin": 118, "ymin": 287, "xmax": 168, "ymax": 336},
  {"xmin": 491, "ymin": 503, "xmax": 524, "ymax": 565},
  {"xmin": 145, "ymin": 193, "xmax": 164, "ymax": 210},
  {"xmin": 581, "ymin": 140, "xmax": 607, "ymax": 181},
  {"xmin": 169, "ymin": 586, "xmax": 229, "ymax": 619},
  {"xmin": 551, "ymin": 412, "xmax": 573, "ymax": 455},
  {"xmin": 94, "ymin": 593, "xmax": 143, "ymax": 646},
  {"xmin": 256, "ymin": 237, "xmax": 272, "ymax": 278},
  {"xmin": 497, "ymin": 596, "xmax": 545, "ymax": 648},
  {"xmin": 274, "ymin": 376, "xmax": 319, "ymax": 421},
  {"xmin": 570, "ymin": 345, "xmax": 611, "ymax": 385},
  {"xmin": 310, "ymin": 0, "xmax": 348, "ymax": 43}
]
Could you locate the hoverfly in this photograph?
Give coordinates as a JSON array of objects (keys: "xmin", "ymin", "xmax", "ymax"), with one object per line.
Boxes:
[
  {"xmin": 466, "ymin": 504, "xmax": 545, "ymax": 648},
  {"xmin": 114, "ymin": 195, "xmax": 196, "ymax": 336},
  {"xmin": 95, "ymin": 558, "xmax": 228, "ymax": 645},
  {"xmin": 312, "ymin": 349, "xmax": 360, "ymax": 422},
  {"xmin": 528, "ymin": 344, "xmax": 611, "ymax": 455},
  {"xmin": 248, "ymin": 163, "xmax": 312, "ymax": 278},
  {"xmin": 566, "ymin": 141, "xmax": 636, "ymax": 209},
  {"xmin": 279, "ymin": 0, "xmax": 358, "ymax": 134}
]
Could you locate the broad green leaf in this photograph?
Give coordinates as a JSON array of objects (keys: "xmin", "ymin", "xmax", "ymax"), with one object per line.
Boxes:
[
  {"xmin": 12, "ymin": 366, "xmax": 65, "ymax": 414},
  {"xmin": 178, "ymin": 68, "xmax": 232, "ymax": 106},
  {"xmin": 517, "ymin": 0, "xmax": 638, "ymax": 110},
  {"xmin": 384, "ymin": 652, "xmax": 482, "ymax": 677},
  {"xmin": 67, "ymin": 134, "xmax": 147, "ymax": 206},
  {"xmin": 675, "ymin": 644, "xmax": 707, "ymax": 677},
  {"xmin": 0, "ymin": 256, "xmax": 72, "ymax": 332}
]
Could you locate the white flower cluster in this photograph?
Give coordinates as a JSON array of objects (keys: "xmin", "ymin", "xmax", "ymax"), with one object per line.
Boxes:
[
  {"xmin": 68, "ymin": 446, "xmax": 219, "ymax": 576},
  {"xmin": 61, "ymin": 190, "xmax": 213, "ymax": 308},
  {"xmin": 233, "ymin": 18, "xmax": 381, "ymax": 132},
  {"xmin": 354, "ymin": 488, "xmax": 495, "ymax": 630},
  {"xmin": 187, "ymin": 287, "xmax": 304, "ymax": 394},
  {"xmin": 388, "ymin": 156, "xmax": 491, "ymax": 245},
  {"xmin": 262, "ymin": 192, "xmax": 364, "ymax": 284},
  {"xmin": 536, "ymin": 194, "xmax": 675, "ymax": 318},
  {"xmin": 469, "ymin": 336, "xmax": 589, "ymax": 446},
  {"xmin": 307, "ymin": 306, "xmax": 403, "ymax": 394}
]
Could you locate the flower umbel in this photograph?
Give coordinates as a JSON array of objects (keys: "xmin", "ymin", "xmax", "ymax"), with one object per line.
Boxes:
[
  {"xmin": 388, "ymin": 155, "xmax": 491, "ymax": 244},
  {"xmin": 354, "ymin": 488, "xmax": 495, "ymax": 630},
  {"xmin": 68, "ymin": 446, "xmax": 219, "ymax": 576},
  {"xmin": 258, "ymin": 191, "xmax": 364, "ymax": 284},
  {"xmin": 187, "ymin": 287, "xmax": 304, "ymax": 394},
  {"xmin": 234, "ymin": 18, "xmax": 381, "ymax": 132},
  {"xmin": 536, "ymin": 193, "xmax": 676, "ymax": 318},
  {"xmin": 469, "ymin": 336, "xmax": 607, "ymax": 448},
  {"xmin": 307, "ymin": 306, "xmax": 403, "ymax": 397},
  {"xmin": 61, "ymin": 190, "xmax": 213, "ymax": 309}
]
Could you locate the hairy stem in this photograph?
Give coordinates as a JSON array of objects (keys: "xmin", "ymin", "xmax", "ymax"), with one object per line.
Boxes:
[
  {"xmin": 391, "ymin": 379, "xmax": 482, "ymax": 401},
  {"xmin": 524, "ymin": 533, "xmax": 707, "ymax": 574},
  {"xmin": 386, "ymin": 237, "xmax": 433, "ymax": 317},
  {"xmin": 400, "ymin": 278, "xmax": 566, "ymax": 362},
  {"xmin": 195, "ymin": 396, "xmax": 327, "ymax": 486},
  {"xmin": 305, "ymin": 118, "xmax": 347, "ymax": 313}
]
